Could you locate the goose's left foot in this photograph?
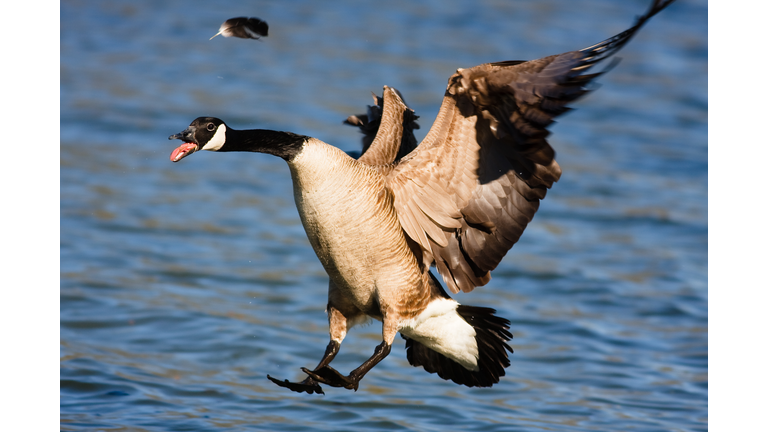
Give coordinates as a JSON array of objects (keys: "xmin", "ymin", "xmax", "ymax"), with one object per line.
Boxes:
[{"xmin": 267, "ymin": 375, "xmax": 325, "ymax": 395}]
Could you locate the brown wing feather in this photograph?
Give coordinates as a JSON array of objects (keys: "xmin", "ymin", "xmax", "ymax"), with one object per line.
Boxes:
[
  {"xmin": 346, "ymin": 87, "xmax": 420, "ymax": 165},
  {"xmin": 374, "ymin": 0, "xmax": 675, "ymax": 293}
]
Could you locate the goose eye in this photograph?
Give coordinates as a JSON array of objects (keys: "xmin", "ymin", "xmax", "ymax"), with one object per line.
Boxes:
[{"xmin": 207, "ymin": 123, "xmax": 215, "ymax": 131}]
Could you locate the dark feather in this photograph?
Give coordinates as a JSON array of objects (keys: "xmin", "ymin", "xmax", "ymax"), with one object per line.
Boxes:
[
  {"xmin": 210, "ymin": 17, "xmax": 269, "ymax": 40},
  {"xmin": 344, "ymin": 91, "xmax": 420, "ymax": 162},
  {"xmin": 403, "ymin": 304, "xmax": 513, "ymax": 387}
]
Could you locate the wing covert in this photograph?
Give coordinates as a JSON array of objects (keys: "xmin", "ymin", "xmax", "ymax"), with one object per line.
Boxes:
[{"xmin": 383, "ymin": 0, "xmax": 675, "ymax": 293}]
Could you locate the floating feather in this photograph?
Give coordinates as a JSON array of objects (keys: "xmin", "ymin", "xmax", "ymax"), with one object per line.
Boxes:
[{"xmin": 210, "ymin": 17, "xmax": 269, "ymax": 40}]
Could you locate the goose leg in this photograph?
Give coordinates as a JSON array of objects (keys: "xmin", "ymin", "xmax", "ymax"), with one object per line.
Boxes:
[
  {"xmin": 268, "ymin": 301, "xmax": 356, "ymax": 395},
  {"xmin": 267, "ymin": 340, "xmax": 339, "ymax": 395},
  {"xmin": 301, "ymin": 340, "xmax": 391, "ymax": 391},
  {"xmin": 301, "ymin": 317, "xmax": 397, "ymax": 391}
]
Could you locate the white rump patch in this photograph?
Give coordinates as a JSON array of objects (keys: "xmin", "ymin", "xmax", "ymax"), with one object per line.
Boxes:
[
  {"xmin": 202, "ymin": 124, "xmax": 227, "ymax": 151},
  {"xmin": 399, "ymin": 298, "xmax": 479, "ymax": 371}
]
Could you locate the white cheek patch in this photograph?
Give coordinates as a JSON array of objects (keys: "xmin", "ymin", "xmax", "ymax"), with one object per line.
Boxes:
[{"xmin": 202, "ymin": 124, "xmax": 227, "ymax": 151}]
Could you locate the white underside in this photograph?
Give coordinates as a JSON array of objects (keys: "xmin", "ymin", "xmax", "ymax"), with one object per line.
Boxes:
[{"xmin": 399, "ymin": 298, "xmax": 479, "ymax": 371}]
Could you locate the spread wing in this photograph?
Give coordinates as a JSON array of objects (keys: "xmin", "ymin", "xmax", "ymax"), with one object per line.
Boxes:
[
  {"xmin": 345, "ymin": 86, "xmax": 420, "ymax": 164},
  {"xmin": 375, "ymin": 0, "xmax": 675, "ymax": 294}
]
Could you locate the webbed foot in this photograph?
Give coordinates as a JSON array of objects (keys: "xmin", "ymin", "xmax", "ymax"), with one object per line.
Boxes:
[
  {"xmin": 301, "ymin": 366, "xmax": 359, "ymax": 391},
  {"xmin": 267, "ymin": 375, "xmax": 325, "ymax": 395}
]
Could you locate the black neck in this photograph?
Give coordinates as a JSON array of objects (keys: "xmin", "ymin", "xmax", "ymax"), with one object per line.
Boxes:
[{"xmin": 221, "ymin": 129, "xmax": 308, "ymax": 161}]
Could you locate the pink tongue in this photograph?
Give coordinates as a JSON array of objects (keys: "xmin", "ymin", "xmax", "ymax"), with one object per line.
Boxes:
[{"xmin": 170, "ymin": 143, "xmax": 198, "ymax": 162}]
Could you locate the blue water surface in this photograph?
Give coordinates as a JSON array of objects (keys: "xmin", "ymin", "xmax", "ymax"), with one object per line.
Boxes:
[{"xmin": 61, "ymin": 0, "xmax": 707, "ymax": 430}]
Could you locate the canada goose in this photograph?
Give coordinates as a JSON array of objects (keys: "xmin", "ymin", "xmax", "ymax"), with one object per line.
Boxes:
[{"xmin": 169, "ymin": 0, "xmax": 675, "ymax": 394}]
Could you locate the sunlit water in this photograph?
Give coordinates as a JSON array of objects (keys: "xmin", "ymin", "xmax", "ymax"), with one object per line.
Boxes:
[{"xmin": 61, "ymin": 0, "xmax": 707, "ymax": 430}]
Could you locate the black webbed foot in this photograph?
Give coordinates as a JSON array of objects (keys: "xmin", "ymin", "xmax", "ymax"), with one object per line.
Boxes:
[
  {"xmin": 267, "ymin": 375, "xmax": 325, "ymax": 395},
  {"xmin": 301, "ymin": 366, "xmax": 359, "ymax": 391}
]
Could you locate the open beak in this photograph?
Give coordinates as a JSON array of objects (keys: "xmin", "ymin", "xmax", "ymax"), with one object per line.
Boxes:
[{"xmin": 168, "ymin": 127, "xmax": 199, "ymax": 162}]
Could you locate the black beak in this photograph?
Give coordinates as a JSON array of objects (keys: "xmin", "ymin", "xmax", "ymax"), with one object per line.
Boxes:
[{"xmin": 169, "ymin": 126, "xmax": 196, "ymax": 143}]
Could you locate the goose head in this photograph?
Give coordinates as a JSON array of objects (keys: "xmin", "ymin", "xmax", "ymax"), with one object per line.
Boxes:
[
  {"xmin": 169, "ymin": 117, "xmax": 307, "ymax": 162},
  {"xmin": 168, "ymin": 117, "xmax": 228, "ymax": 162}
]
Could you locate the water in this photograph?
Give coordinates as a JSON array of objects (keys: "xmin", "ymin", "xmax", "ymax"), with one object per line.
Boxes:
[{"xmin": 60, "ymin": 0, "xmax": 707, "ymax": 430}]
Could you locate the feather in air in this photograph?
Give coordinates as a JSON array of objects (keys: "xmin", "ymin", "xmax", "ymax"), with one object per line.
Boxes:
[{"xmin": 210, "ymin": 17, "xmax": 269, "ymax": 40}]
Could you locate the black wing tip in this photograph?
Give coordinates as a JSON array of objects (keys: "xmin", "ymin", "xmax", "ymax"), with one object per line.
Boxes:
[
  {"xmin": 404, "ymin": 305, "xmax": 513, "ymax": 388},
  {"xmin": 579, "ymin": 0, "xmax": 675, "ymax": 63}
]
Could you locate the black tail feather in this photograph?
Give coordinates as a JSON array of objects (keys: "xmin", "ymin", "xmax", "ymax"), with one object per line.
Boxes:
[{"xmin": 403, "ymin": 305, "xmax": 513, "ymax": 387}]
